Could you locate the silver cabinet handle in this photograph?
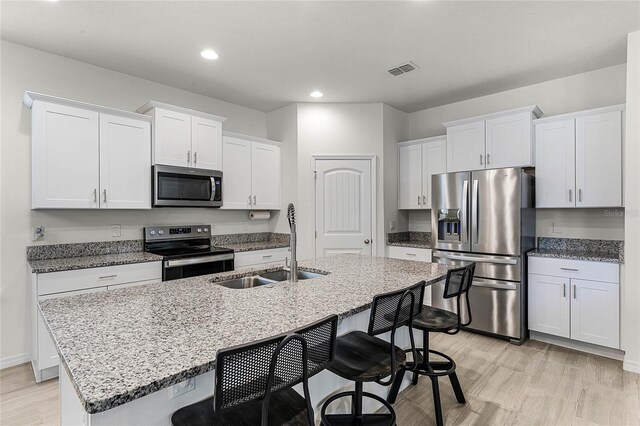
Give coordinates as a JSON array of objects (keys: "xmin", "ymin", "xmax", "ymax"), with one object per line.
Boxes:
[
  {"xmin": 187, "ymin": 150, "xmax": 191, "ymax": 165},
  {"xmin": 263, "ymin": 254, "xmax": 273, "ymax": 259},
  {"xmin": 405, "ymin": 252, "xmax": 416, "ymax": 256},
  {"xmin": 253, "ymin": 195, "xmax": 257, "ymax": 205},
  {"xmin": 560, "ymin": 267, "xmax": 579, "ymax": 272},
  {"xmin": 569, "ymin": 189, "xmax": 572, "ymax": 202},
  {"xmin": 578, "ymin": 189, "xmax": 583, "ymax": 202},
  {"xmin": 103, "ymin": 189, "xmax": 107, "ymax": 204},
  {"xmin": 248, "ymin": 195, "xmax": 252, "ymax": 205},
  {"xmin": 417, "ymin": 195, "xmax": 421, "ymax": 206},
  {"xmin": 92, "ymin": 188, "xmax": 97, "ymax": 203},
  {"xmin": 194, "ymin": 152, "xmax": 197, "ymax": 165},
  {"xmin": 573, "ymin": 284, "xmax": 577, "ymax": 299},
  {"xmin": 563, "ymin": 283, "xmax": 566, "ymax": 298},
  {"xmin": 487, "ymin": 153, "xmax": 490, "ymax": 164},
  {"xmin": 422, "ymin": 195, "xmax": 426, "ymax": 205},
  {"xmin": 99, "ymin": 275, "xmax": 117, "ymax": 280},
  {"xmin": 480, "ymin": 154, "xmax": 483, "ymax": 165}
]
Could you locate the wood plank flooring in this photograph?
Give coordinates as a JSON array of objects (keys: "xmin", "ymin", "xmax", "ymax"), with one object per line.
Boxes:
[{"xmin": 1, "ymin": 331, "xmax": 638, "ymax": 425}]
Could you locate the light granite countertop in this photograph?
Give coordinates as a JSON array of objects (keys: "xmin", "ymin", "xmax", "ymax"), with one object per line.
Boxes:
[
  {"xmin": 28, "ymin": 252, "xmax": 164, "ymax": 274},
  {"xmin": 527, "ymin": 249, "xmax": 623, "ymax": 264},
  {"xmin": 39, "ymin": 254, "xmax": 448, "ymax": 414},
  {"xmin": 219, "ymin": 240, "xmax": 290, "ymax": 253},
  {"xmin": 387, "ymin": 241, "xmax": 432, "ymax": 249}
]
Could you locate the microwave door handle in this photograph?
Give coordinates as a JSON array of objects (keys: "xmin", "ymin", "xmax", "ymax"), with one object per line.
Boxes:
[
  {"xmin": 461, "ymin": 180, "xmax": 469, "ymax": 243},
  {"xmin": 210, "ymin": 177, "xmax": 216, "ymax": 201}
]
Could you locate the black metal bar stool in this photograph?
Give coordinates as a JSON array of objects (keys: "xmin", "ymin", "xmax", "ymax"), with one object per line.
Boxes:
[
  {"xmin": 320, "ymin": 281, "xmax": 426, "ymax": 426},
  {"xmin": 387, "ymin": 263, "xmax": 475, "ymax": 426},
  {"xmin": 171, "ymin": 314, "xmax": 338, "ymax": 426}
]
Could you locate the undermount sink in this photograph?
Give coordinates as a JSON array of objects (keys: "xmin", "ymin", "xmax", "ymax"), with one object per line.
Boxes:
[
  {"xmin": 258, "ymin": 270, "xmax": 325, "ymax": 282},
  {"xmin": 215, "ymin": 276, "xmax": 275, "ymax": 289}
]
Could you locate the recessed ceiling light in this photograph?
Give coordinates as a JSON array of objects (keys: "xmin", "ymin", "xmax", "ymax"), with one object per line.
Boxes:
[
  {"xmin": 200, "ymin": 49, "xmax": 219, "ymax": 60},
  {"xmin": 310, "ymin": 91, "xmax": 323, "ymax": 98}
]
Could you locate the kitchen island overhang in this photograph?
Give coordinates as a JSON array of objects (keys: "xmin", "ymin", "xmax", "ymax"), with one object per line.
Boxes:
[{"xmin": 39, "ymin": 254, "xmax": 449, "ymax": 425}]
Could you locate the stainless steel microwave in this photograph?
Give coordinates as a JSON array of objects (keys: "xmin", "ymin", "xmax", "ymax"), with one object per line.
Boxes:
[{"xmin": 152, "ymin": 165, "xmax": 222, "ymax": 208}]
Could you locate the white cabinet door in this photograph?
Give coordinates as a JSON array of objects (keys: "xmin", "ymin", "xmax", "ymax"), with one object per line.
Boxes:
[
  {"xmin": 191, "ymin": 116, "xmax": 223, "ymax": 170},
  {"xmin": 32, "ymin": 101, "xmax": 100, "ymax": 208},
  {"xmin": 99, "ymin": 114, "xmax": 151, "ymax": 209},
  {"xmin": 251, "ymin": 143, "xmax": 281, "ymax": 210},
  {"xmin": 485, "ymin": 112, "xmax": 533, "ymax": 168},
  {"xmin": 570, "ymin": 279, "xmax": 619, "ymax": 348},
  {"xmin": 575, "ymin": 111, "xmax": 622, "ymax": 207},
  {"xmin": 422, "ymin": 139, "xmax": 446, "ymax": 209},
  {"xmin": 153, "ymin": 108, "xmax": 191, "ymax": 167},
  {"xmin": 398, "ymin": 144, "xmax": 423, "ymax": 209},
  {"xmin": 528, "ymin": 274, "xmax": 570, "ymax": 338},
  {"xmin": 534, "ymin": 119, "xmax": 576, "ymax": 208},
  {"xmin": 222, "ymin": 137, "xmax": 252, "ymax": 209},
  {"xmin": 446, "ymin": 120, "xmax": 485, "ymax": 172}
]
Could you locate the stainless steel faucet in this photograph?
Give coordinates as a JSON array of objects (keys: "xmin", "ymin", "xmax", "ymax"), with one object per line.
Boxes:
[{"xmin": 287, "ymin": 203, "xmax": 298, "ymax": 283}]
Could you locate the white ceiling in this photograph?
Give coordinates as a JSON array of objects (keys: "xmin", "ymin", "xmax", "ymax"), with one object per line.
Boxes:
[{"xmin": 1, "ymin": 1, "xmax": 639, "ymax": 113}]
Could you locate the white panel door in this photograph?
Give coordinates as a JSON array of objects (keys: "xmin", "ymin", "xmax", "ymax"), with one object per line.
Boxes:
[
  {"xmin": 99, "ymin": 114, "xmax": 151, "ymax": 209},
  {"xmin": 485, "ymin": 112, "xmax": 533, "ymax": 168},
  {"xmin": 315, "ymin": 159, "xmax": 372, "ymax": 258},
  {"xmin": 534, "ymin": 119, "xmax": 576, "ymax": 208},
  {"xmin": 422, "ymin": 139, "xmax": 447, "ymax": 209},
  {"xmin": 528, "ymin": 274, "xmax": 570, "ymax": 338},
  {"xmin": 398, "ymin": 144, "xmax": 422, "ymax": 209},
  {"xmin": 446, "ymin": 120, "xmax": 486, "ymax": 172},
  {"xmin": 191, "ymin": 116, "xmax": 223, "ymax": 170},
  {"xmin": 575, "ymin": 111, "xmax": 622, "ymax": 207},
  {"xmin": 153, "ymin": 108, "xmax": 191, "ymax": 167},
  {"xmin": 32, "ymin": 101, "xmax": 100, "ymax": 208},
  {"xmin": 251, "ymin": 143, "xmax": 281, "ymax": 210},
  {"xmin": 221, "ymin": 137, "xmax": 252, "ymax": 209},
  {"xmin": 570, "ymin": 279, "xmax": 620, "ymax": 348}
]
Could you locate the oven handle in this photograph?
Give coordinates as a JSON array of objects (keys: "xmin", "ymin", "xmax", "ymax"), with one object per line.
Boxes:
[{"xmin": 164, "ymin": 253, "xmax": 234, "ymax": 268}]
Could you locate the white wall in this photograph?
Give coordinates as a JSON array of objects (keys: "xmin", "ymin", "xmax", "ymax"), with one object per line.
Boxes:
[
  {"xmin": 0, "ymin": 41, "xmax": 270, "ymax": 364},
  {"xmin": 295, "ymin": 103, "xmax": 385, "ymax": 259},
  {"xmin": 622, "ymin": 31, "xmax": 640, "ymax": 373},
  {"xmin": 382, "ymin": 105, "xmax": 409, "ymax": 234},
  {"xmin": 408, "ymin": 64, "xmax": 627, "ymax": 241}
]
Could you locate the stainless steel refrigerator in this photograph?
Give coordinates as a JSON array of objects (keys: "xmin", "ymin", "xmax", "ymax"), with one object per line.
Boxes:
[{"xmin": 430, "ymin": 167, "xmax": 535, "ymax": 344}]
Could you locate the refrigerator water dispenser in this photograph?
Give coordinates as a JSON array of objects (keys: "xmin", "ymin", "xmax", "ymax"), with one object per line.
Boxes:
[{"xmin": 437, "ymin": 209, "xmax": 461, "ymax": 242}]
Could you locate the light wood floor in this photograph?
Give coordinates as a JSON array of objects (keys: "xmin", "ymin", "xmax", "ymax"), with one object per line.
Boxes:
[{"xmin": 1, "ymin": 331, "xmax": 639, "ymax": 425}]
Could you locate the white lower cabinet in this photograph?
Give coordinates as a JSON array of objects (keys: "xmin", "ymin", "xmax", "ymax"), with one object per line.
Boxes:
[
  {"xmin": 528, "ymin": 257, "xmax": 619, "ymax": 349},
  {"xmin": 32, "ymin": 262, "xmax": 162, "ymax": 382},
  {"xmin": 386, "ymin": 246, "xmax": 432, "ymax": 305},
  {"xmin": 234, "ymin": 247, "xmax": 290, "ymax": 268}
]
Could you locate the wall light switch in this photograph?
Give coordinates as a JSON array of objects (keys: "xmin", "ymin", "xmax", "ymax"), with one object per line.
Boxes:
[
  {"xmin": 170, "ymin": 378, "xmax": 195, "ymax": 399},
  {"xmin": 242, "ymin": 222, "xmax": 249, "ymax": 232},
  {"xmin": 111, "ymin": 225, "xmax": 121, "ymax": 238},
  {"xmin": 389, "ymin": 220, "xmax": 396, "ymax": 231},
  {"xmin": 552, "ymin": 222, "xmax": 562, "ymax": 234}
]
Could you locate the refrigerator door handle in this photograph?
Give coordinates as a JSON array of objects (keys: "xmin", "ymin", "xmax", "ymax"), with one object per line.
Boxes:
[
  {"xmin": 461, "ymin": 179, "xmax": 469, "ymax": 243},
  {"xmin": 472, "ymin": 277, "xmax": 517, "ymax": 291},
  {"xmin": 472, "ymin": 179, "xmax": 479, "ymax": 243}
]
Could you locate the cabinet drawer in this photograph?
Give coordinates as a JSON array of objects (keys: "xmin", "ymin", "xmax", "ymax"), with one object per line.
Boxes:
[
  {"xmin": 387, "ymin": 246, "xmax": 432, "ymax": 262},
  {"xmin": 234, "ymin": 248, "xmax": 289, "ymax": 268},
  {"xmin": 528, "ymin": 257, "xmax": 618, "ymax": 283},
  {"xmin": 37, "ymin": 262, "xmax": 162, "ymax": 296}
]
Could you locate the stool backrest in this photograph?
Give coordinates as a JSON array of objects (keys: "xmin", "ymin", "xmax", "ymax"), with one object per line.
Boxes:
[
  {"xmin": 442, "ymin": 263, "xmax": 475, "ymax": 333},
  {"xmin": 214, "ymin": 314, "xmax": 338, "ymax": 425}
]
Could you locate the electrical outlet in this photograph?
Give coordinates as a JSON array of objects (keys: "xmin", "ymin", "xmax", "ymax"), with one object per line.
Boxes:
[
  {"xmin": 170, "ymin": 378, "xmax": 195, "ymax": 398},
  {"xmin": 111, "ymin": 225, "xmax": 121, "ymax": 238},
  {"xmin": 389, "ymin": 220, "xmax": 396, "ymax": 231},
  {"xmin": 32, "ymin": 226, "xmax": 45, "ymax": 241},
  {"xmin": 242, "ymin": 222, "xmax": 249, "ymax": 231},
  {"xmin": 552, "ymin": 221, "xmax": 562, "ymax": 234}
]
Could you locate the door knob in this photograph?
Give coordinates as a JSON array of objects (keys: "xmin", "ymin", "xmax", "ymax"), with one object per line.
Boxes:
[{"xmin": 364, "ymin": 239, "xmax": 370, "ymax": 244}]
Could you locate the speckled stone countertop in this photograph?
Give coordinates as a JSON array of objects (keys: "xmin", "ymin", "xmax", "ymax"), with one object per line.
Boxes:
[
  {"xmin": 219, "ymin": 240, "xmax": 289, "ymax": 252},
  {"xmin": 386, "ymin": 231, "xmax": 432, "ymax": 249},
  {"xmin": 39, "ymin": 254, "xmax": 448, "ymax": 414},
  {"xmin": 527, "ymin": 237, "xmax": 624, "ymax": 264},
  {"xmin": 29, "ymin": 252, "xmax": 164, "ymax": 273},
  {"xmin": 213, "ymin": 232, "xmax": 289, "ymax": 252}
]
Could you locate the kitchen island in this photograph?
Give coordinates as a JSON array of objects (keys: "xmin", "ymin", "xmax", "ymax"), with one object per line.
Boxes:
[{"xmin": 39, "ymin": 254, "xmax": 449, "ymax": 425}]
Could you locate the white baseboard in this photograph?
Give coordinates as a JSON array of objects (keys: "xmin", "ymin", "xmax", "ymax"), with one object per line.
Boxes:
[
  {"xmin": 623, "ymin": 358, "xmax": 640, "ymax": 374},
  {"xmin": 0, "ymin": 353, "xmax": 31, "ymax": 370},
  {"xmin": 530, "ymin": 331, "xmax": 625, "ymax": 361}
]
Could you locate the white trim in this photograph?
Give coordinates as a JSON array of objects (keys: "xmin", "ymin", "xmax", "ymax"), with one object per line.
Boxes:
[
  {"xmin": 136, "ymin": 100, "xmax": 227, "ymax": 122},
  {"xmin": 398, "ymin": 135, "xmax": 446, "ymax": 147},
  {"xmin": 623, "ymin": 358, "xmax": 640, "ymax": 374},
  {"xmin": 311, "ymin": 155, "xmax": 377, "ymax": 260},
  {"xmin": 533, "ymin": 103, "xmax": 626, "ymax": 125},
  {"xmin": 530, "ymin": 331, "xmax": 625, "ymax": 361},
  {"xmin": 23, "ymin": 92, "xmax": 151, "ymax": 121},
  {"xmin": 442, "ymin": 105, "xmax": 542, "ymax": 127},
  {"xmin": 1, "ymin": 352, "xmax": 31, "ymax": 370},
  {"xmin": 223, "ymin": 131, "xmax": 281, "ymax": 147}
]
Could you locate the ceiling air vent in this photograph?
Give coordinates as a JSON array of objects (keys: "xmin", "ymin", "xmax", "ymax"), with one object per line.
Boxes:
[{"xmin": 387, "ymin": 62, "xmax": 418, "ymax": 76}]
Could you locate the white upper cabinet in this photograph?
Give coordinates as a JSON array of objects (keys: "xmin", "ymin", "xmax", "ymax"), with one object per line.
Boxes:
[
  {"xmin": 99, "ymin": 114, "xmax": 151, "ymax": 209},
  {"xmin": 535, "ymin": 119, "xmax": 576, "ymax": 208},
  {"xmin": 534, "ymin": 105, "xmax": 624, "ymax": 208},
  {"xmin": 398, "ymin": 136, "xmax": 446, "ymax": 210},
  {"xmin": 444, "ymin": 106, "xmax": 541, "ymax": 173},
  {"xmin": 222, "ymin": 132, "xmax": 281, "ymax": 210},
  {"xmin": 137, "ymin": 101, "xmax": 226, "ymax": 170},
  {"xmin": 575, "ymin": 110, "xmax": 622, "ymax": 208},
  {"xmin": 26, "ymin": 92, "xmax": 151, "ymax": 209}
]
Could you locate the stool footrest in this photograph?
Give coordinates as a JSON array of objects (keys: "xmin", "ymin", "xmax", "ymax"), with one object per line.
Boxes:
[{"xmin": 321, "ymin": 389, "xmax": 396, "ymax": 426}]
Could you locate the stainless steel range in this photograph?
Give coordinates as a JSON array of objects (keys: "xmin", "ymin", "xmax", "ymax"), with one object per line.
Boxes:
[
  {"xmin": 144, "ymin": 225, "xmax": 234, "ymax": 281},
  {"xmin": 430, "ymin": 167, "xmax": 535, "ymax": 344}
]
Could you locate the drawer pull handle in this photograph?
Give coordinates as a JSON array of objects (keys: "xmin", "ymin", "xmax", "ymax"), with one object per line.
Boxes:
[
  {"xmin": 98, "ymin": 275, "xmax": 118, "ymax": 280},
  {"xmin": 263, "ymin": 255, "xmax": 273, "ymax": 258},
  {"xmin": 560, "ymin": 268, "xmax": 579, "ymax": 272},
  {"xmin": 406, "ymin": 253, "xmax": 417, "ymax": 256}
]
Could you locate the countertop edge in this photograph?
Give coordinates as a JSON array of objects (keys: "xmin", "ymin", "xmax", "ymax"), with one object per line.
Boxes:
[
  {"xmin": 527, "ymin": 251, "xmax": 623, "ymax": 264},
  {"xmin": 28, "ymin": 254, "xmax": 164, "ymax": 274},
  {"xmin": 386, "ymin": 242, "xmax": 432, "ymax": 249}
]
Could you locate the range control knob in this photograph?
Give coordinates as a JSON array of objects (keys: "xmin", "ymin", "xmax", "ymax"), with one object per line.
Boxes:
[
  {"xmin": 150, "ymin": 230, "xmax": 156, "ymax": 235},
  {"xmin": 197, "ymin": 228, "xmax": 202, "ymax": 233},
  {"xmin": 158, "ymin": 230, "xmax": 164, "ymax": 235},
  {"xmin": 204, "ymin": 227, "xmax": 209, "ymax": 232}
]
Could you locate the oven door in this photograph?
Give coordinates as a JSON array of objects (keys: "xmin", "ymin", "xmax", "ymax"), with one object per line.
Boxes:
[
  {"xmin": 163, "ymin": 254, "xmax": 234, "ymax": 281},
  {"xmin": 153, "ymin": 165, "xmax": 222, "ymax": 207}
]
